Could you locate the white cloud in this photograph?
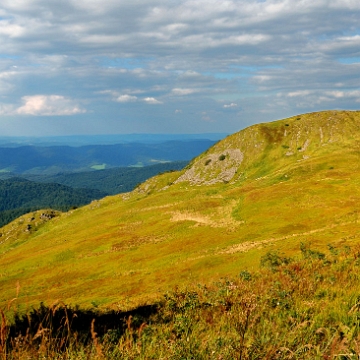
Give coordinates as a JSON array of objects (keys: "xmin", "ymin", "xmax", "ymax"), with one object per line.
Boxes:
[
  {"xmin": 253, "ymin": 75, "xmax": 273, "ymax": 83},
  {"xmin": 1, "ymin": 0, "xmax": 360, "ymax": 135},
  {"xmin": 223, "ymin": 103, "xmax": 238, "ymax": 108},
  {"xmin": 287, "ymin": 90, "xmax": 312, "ymax": 98},
  {"xmin": 116, "ymin": 94, "xmax": 138, "ymax": 103},
  {"xmin": 172, "ymin": 88, "xmax": 197, "ymax": 96},
  {"xmin": 143, "ymin": 97, "xmax": 162, "ymax": 104},
  {"xmin": 277, "ymin": 88, "xmax": 360, "ymax": 109},
  {"xmin": 15, "ymin": 95, "xmax": 86, "ymax": 116},
  {"xmin": 286, "ymin": 89, "xmax": 360, "ymax": 100},
  {"xmin": 0, "ymin": 20, "xmax": 24, "ymax": 38}
]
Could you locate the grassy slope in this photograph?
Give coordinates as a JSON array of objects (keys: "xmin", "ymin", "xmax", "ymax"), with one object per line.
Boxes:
[
  {"xmin": 1, "ymin": 110, "xmax": 360, "ymax": 315},
  {"xmin": 5, "ymin": 245, "xmax": 360, "ymax": 359}
]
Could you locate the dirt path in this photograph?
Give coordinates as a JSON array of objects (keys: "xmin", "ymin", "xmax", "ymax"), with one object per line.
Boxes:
[{"xmin": 219, "ymin": 219, "xmax": 359, "ymax": 255}]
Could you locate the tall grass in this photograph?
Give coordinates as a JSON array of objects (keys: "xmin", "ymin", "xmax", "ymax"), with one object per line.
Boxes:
[{"xmin": 3, "ymin": 243, "xmax": 360, "ymax": 358}]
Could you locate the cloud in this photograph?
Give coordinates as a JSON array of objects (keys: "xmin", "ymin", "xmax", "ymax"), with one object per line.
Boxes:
[
  {"xmin": 15, "ymin": 95, "xmax": 86, "ymax": 116},
  {"xmin": 143, "ymin": 97, "xmax": 162, "ymax": 104},
  {"xmin": 116, "ymin": 94, "xmax": 138, "ymax": 103},
  {"xmin": 223, "ymin": 103, "xmax": 238, "ymax": 108},
  {"xmin": 285, "ymin": 90, "xmax": 360, "ymax": 101},
  {"xmin": 0, "ymin": 103, "xmax": 15, "ymax": 116},
  {"xmin": 0, "ymin": 1, "xmax": 360, "ymax": 135},
  {"xmin": 287, "ymin": 90, "xmax": 312, "ymax": 98},
  {"xmin": 201, "ymin": 111, "xmax": 213, "ymax": 122},
  {"xmin": 172, "ymin": 88, "xmax": 197, "ymax": 96},
  {"xmin": 0, "ymin": 20, "xmax": 24, "ymax": 38},
  {"xmin": 274, "ymin": 89, "xmax": 360, "ymax": 109},
  {"xmin": 101, "ymin": 90, "xmax": 163, "ymax": 104}
]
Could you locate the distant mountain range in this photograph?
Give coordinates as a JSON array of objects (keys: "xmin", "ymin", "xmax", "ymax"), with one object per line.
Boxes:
[
  {"xmin": 10, "ymin": 161, "xmax": 189, "ymax": 195},
  {"xmin": 0, "ymin": 133, "xmax": 227, "ymax": 147},
  {"xmin": 0, "ymin": 140, "xmax": 216, "ymax": 174},
  {"xmin": 0, "ymin": 134, "xmax": 208, "ymax": 227}
]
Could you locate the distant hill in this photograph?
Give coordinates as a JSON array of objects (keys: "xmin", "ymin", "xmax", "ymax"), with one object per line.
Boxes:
[
  {"xmin": 0, "ymin": 133, "xmax": 227, "ymax": 147},
  {"xmin": 0, "ymin": 139, "xmax": 216, "ymax": 174},
  {"xmin": 0, "ymin": 178, "xmax": 107, "ymax": 227},
  {"xmin": 21, "ymin": 161, "xmax": 188, "ymax": 195},
  {"xmin": 0, "ymin": 161, "xmax": 188, "ymax": 227}
]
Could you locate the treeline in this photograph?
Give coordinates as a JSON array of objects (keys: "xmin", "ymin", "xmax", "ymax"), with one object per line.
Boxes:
[
  {"xmin": 0, "ymin": 161, "xmax": 187, "ymax": 228},
  {"xmin": 0, "ymin": 178, "xmax": 106, "ymax": 228},
  {"xmin": 21, "ymin": 161, "xmax": 188, "ymax": 195}
]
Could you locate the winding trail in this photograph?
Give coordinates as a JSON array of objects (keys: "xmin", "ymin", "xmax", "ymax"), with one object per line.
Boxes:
[{"xmin": 219, "ymin": 219, "xmax": 359, "ymax": 255}]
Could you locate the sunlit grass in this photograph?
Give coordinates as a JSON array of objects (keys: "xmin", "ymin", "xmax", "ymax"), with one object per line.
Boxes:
[{"xmin": 3, "ymin": 244, "xmax": 360, "ymax": 358}]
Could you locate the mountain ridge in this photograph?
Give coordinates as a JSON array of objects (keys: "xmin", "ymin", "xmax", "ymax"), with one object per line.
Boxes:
[
  {"xmin": 174, "ymin": 110, "xmax": 360, "ymax": 185},
  {"xmin": 0, "ymin": 139, "xmax": 214, "ymax": 174}
]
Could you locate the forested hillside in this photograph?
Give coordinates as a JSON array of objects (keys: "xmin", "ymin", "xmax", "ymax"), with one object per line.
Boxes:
[
  {"xmin": 0, "ymin": 178, "xmax": 106, "ymax": 227},
  {"xmin": 21, "ymin": 161, "xmax": 188, "ymax": 195},
  {"xmin": 0, "ymin": 162, "xmax": 188, "ymax": 227}
]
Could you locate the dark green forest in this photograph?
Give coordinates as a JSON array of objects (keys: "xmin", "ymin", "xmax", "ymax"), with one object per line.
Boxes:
[
  {"xmin": 21, "ymin": 161, "xmax": 188, "ymax": 195},
  {"xmin": 0, "ymin": 161, "xmax": 188, "ymax": 227},
  {"xmin": 0, "ymin": 178, "xmax": 107, "ymax": 228}
]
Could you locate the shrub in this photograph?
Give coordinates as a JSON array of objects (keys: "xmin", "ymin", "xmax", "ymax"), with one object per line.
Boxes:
[
  {"xmin": 239, "ymin": 270, "xmax": 252, "ymax": 281},
  {"xmin": 260, "ymin": 251, "xmax": 292, "ymax": 271}
]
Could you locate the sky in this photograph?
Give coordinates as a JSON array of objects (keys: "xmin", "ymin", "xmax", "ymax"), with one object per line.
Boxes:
[{"xmin": 0, "ymin": 0, "xmax": 360, "ymax": 136}]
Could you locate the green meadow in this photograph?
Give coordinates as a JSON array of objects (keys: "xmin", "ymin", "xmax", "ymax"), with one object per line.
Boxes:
[{"xmin": 1, "ymin": 110, "xmax": 360, "ymax": 358}]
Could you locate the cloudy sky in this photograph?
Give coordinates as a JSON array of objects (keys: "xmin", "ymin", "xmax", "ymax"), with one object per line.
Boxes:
[{"xmin": 0, "ymin": 0, "xmax": 359, "ymax": 136}]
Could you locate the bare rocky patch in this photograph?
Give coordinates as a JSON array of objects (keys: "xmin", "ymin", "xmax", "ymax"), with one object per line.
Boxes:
[{"xmin": 175, "ymin": 149, "xmax": 243, "ymax": 185}]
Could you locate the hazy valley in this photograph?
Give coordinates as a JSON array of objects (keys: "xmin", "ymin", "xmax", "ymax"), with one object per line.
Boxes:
[{"xmin": 0, "ymin": 136, "xmax": 211, "ymax": 228}]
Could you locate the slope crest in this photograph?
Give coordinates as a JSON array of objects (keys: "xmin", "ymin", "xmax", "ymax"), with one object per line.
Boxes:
[{"xmin": 174, "ymin": 110, "xmax": 360, "ymax": 185}]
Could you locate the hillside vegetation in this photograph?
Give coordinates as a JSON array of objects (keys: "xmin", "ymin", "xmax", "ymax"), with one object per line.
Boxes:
[
  {"xmin": 20, "ymin": 161, "xmax": 188, "ymax": 195},
  {"xmin": 0, "ymin": 162, "xmax": 187, "ymax": 228},
  {"xmin": 0, "ymin": 178, "xmax": 107, "ymax": 228},
  {"xmin": 3, "ymin": 244, "xmax": 360, "ymax": 359},
  {"xmin": 1, "ymin": 110, "xmax": 360, "ymax": 316}
]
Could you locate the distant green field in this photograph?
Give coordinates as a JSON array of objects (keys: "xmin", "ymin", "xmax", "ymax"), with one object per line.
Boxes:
[{"xmin": 90, "ymin": 163, "xmax": 107, "ymax": 170}]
